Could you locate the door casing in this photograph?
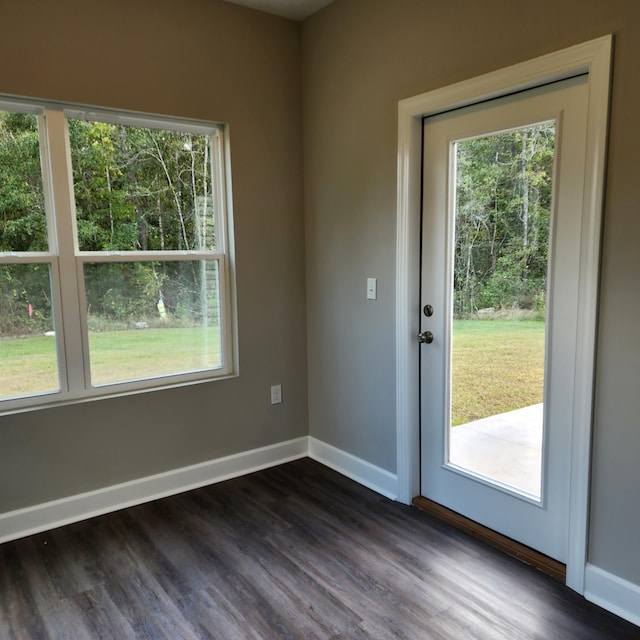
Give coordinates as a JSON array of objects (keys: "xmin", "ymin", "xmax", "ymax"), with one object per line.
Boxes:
[{"xmin": 394, "ymin": 36, "xmax": 612, "ymax": 593}]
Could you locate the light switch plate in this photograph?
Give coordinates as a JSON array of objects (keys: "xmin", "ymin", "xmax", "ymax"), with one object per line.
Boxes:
[{"xmin": 367, "ymin": 277, "xmax": 377, "ymax": 300}]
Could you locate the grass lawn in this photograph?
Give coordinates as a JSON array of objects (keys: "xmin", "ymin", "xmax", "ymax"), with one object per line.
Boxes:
[
  {"xmin": 0, "ymin": 335, "xmax": 59, "ymax": 398},
  {"xmin": 2, "ymin": 322, "xmax": 543, "ymax": 418},
  {"xmin": 0, "ymin": 327, "xmax": 221, "ymax": 398},
  {"xmin": 452, "ymin": 319, "xmax": 545, "ymax": 425},
  {"xmin": 89, "ymin": 327, "xmax": 221, "ymax": 385}
]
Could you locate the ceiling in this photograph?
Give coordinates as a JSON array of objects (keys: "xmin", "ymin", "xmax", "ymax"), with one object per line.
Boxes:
[{"xmin": 224, "ymin": 0, "xmax": 334, "ymax": 20}]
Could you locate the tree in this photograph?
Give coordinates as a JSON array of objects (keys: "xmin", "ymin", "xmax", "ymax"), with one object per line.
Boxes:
[
  {"xmin": 70, "ymin": 119, "xmax": 217, "ymax": 324},
  {"xmin": 0, "ymin": 111, "xmax": 52, "ymax": 334},
  {"xmin": 0, "ymin": 111, "xmax": 47, "ymax": 252},
  {"xmin": 453, "ymin": 123, "xmax": 555, "ymax": 317},
  {"xmin": 0, "ymin": 111, "xmax": 218, "ymax": 335}
]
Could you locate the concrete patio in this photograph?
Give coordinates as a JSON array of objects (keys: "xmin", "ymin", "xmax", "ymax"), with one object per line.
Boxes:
[{"xmin": 449, "ymin": 403, "xmax": 544, "ymax": 497}]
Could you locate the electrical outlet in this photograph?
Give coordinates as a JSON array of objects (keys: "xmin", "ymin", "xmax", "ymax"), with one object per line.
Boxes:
[{"xmin": 270, "ymin": 384, "xmax": 282, "ymax": 405}]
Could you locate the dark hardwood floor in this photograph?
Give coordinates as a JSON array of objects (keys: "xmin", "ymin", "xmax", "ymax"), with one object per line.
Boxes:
[{"xmin": 0, "ymin": 459, "xmax": 637, "ymax": 639}]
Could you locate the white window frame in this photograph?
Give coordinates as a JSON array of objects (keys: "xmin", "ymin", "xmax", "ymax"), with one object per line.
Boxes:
[{"xmin": 0, "ymin": 98, "xmax": 237, "ymax": 414}]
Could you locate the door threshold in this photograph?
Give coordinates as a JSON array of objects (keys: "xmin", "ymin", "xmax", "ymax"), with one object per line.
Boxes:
[{"xmin": 412, "ymin": 496, "xmax": 566, "ymax": 582}]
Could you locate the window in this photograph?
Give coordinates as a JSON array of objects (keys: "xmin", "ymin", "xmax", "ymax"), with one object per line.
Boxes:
[{"xmin": 0, "ymin": 100, "xmax": 235, "ymax": 412}]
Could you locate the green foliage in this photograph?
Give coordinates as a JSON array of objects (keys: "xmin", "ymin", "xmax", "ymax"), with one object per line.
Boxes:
[
  {"xmin": 84, "ymin": 262, "xmax": 159, "ymax": 322},
  {"xmin": 0, "ymin": 264, "xmax": 53, "ymax": 335},
  {"xmin": 69, "ymin": 120, "xmax": 215, "ymax": 253},
  {"xmin": 0, "ymin": 111, "xmax": 47, "ymax": 252},
  {"xmin": 453, "ymin": 123, "xmax": 554, "ymax": 318},
  {"xmin": 1, "ymin": 111, "xmax": 219, "ymax": 336}
]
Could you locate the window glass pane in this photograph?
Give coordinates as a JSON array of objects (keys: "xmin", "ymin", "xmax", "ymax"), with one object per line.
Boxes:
[
  {"xmin": 84, "ymin": 260, "xmax": 222, "ymax": 385},
  {"xmin": 0, "ymin": 111, "xmax": 47, "ymax": 252},
  {"xmin": 69, "ymin": 120, "xmax": 216, "ymax": 252},
  {"xmin": 0, "ymin": 264, "xmax": 59, "ymax": 400},
  {"xmin": 448, "ymin": 123, "xmax": 554, "ymax": 497}
]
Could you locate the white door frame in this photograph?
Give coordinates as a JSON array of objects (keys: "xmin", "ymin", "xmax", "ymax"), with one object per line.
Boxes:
[{"xmin": 395, "ymin": 35, "xmax": 612, "ymax": 593}]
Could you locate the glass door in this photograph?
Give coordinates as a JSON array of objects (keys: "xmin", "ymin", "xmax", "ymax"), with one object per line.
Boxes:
[
  {"xmin": 448, "ymin": 124, "xmax": 554, "ymax": 499},
  {"xmin": 419, "ymin": 76, "xmax": 589, "ymax": 561}
]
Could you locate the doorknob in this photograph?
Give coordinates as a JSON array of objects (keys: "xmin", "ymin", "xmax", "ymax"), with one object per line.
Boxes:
[{"xmin": 418, "ymin": 330, "xmax": 434, "ymax": 344}]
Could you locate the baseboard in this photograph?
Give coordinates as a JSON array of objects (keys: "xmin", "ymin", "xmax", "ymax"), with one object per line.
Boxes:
[
  {"xmin": 308, "ymin": 436, "xmax": 398, "ymax": 500},
  {"xmin": 0, "ymin": 436, "xmax": 398, "ymax": 544},
  {"xmin": 0, "ymin": 436, "xmax": 308, "ymax": 544},
  {"xmin": 584, "ymin": 563, "xmax": 640, "ymax": 627}
]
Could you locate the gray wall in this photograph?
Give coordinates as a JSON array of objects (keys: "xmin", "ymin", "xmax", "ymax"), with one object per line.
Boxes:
[
  {"xmin": 0, "ymin": 0, "xmax": 308, "ymax": 511},
  {"xmin": 302, "ymin": 0, "xmax": 640, "ymax": 586}
]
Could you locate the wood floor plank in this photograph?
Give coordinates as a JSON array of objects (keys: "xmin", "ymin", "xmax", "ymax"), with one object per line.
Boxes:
[
  {"xmin": 0, "ymin": 540, "xmax": 53, "ymax": 640},
  {"xmin": 270, "ymin": 494, "xmax": 456, "ymax": 621},
  {"xmin": 0, "ymin": 458, "xmax": 638, "ymax": 639},
  {"xmin": 71, "ymin": 586, "xmax": 140, "ymax": 640},
  {"xmin": 186, "ymin": 503, "xmax": 361, "ymax": 638}
]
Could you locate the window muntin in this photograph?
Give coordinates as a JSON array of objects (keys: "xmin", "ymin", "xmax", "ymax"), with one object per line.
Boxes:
[{"xmin": 0, "ymin": 100, "xmax": 234, "ymax": 412}]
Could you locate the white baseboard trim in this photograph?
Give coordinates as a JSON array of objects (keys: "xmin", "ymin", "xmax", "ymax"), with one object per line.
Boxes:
[
  {"xmin": 584, "ymin": 563, "xmax": 640, "ymax": 628},
  {"xmin": 0, "ymin": 436, "xmax": 308, "ymax": 545},
  {"xmin": 308, "ymin": 436, "xmax": 398, "ymax": 500},
  {"xmin": 0, "ymin": 435, "xmax": 399, "ymax": 545}
]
